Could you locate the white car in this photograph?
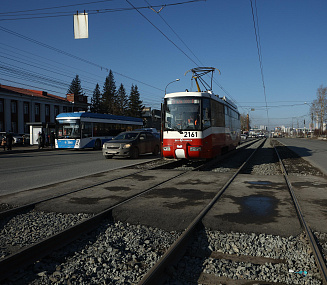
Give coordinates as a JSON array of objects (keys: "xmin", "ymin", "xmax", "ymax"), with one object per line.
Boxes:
[{"xmin": 240, "ymin": 134, "xmax": 247, "ymax": 140}]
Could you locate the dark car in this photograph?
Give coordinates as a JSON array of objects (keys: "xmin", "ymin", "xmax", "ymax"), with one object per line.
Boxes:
[
  {"xmin": 0, "ymin": 132, "xmax": 22, "ymax": 145},
  {"xmin": 102, "ymin": 130, "xmax": 160, "ymax": 159},
  {"xmin": 135, "ymin": 128, "xmax": 160, "ymax": 138}
]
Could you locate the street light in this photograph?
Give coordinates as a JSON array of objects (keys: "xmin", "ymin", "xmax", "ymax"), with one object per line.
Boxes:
[{"xmin": 165, "ymin": 79, "xmax": 180, "ymax": 94}]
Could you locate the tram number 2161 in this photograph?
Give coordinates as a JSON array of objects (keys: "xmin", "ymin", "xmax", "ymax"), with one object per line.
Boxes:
[{"xmin": 183, "ymin": 131, "xmax": 198, "ymax": 138}]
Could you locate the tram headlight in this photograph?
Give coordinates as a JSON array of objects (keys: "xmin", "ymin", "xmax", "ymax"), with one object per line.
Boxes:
[
  {"xmin": 163, "ymin": 146, "xmax": 171, "ymax": 151},
  {"xmin": 190, "ymin": 146, "xmax": 201, "ymax": 151},
  {"xmin": 123, "ymin": 143, "xmax": 131, "ymax": 149}
]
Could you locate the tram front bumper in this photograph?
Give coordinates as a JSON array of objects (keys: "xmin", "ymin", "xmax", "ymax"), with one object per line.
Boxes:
[{"xmin": 162, "ymin": 145, "xmax": 202, "ymax": 159}]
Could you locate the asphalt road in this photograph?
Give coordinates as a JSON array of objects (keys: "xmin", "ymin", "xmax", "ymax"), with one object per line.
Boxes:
[
  {"xmin": 0, "ymin": 149, "xmax": 160, "ymax": 196},
  {"xmin": 277, "ymin": 137, "xmax": 327, "ymax": 175}
]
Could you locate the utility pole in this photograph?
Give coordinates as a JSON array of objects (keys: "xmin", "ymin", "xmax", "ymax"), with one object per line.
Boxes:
[{"xmin": 247, "ymin": 114, "xmax": 249, "ymax": 131}]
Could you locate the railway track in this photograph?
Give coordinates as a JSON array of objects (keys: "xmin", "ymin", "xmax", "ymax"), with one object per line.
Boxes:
[
  {"xmin": 0, "ymin": 156, "xmax": 219, "ymax": 281},
  {"xmin": 0, "ymin": 140, "xmax": 260, "ymax": 283},
  {"xmin": 2, "ymin": 138, "xmax": 325, "ymax": 284},
  {"xmin": 139, "ymin": 138, "xmax": 327, "ymax": 285}
]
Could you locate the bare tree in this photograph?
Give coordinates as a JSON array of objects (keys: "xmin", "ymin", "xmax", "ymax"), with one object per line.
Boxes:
[
  {"xmin": 312, "ymin": 85, "xmax": 327, "ymax": 134},
  {"xmin": 240, "ymin": 113, "xmax": 250, "ymax": 131}
]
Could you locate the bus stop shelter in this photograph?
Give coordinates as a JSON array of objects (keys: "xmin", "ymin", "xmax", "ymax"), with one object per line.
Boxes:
[{"xmin": 26, "ymin": 122, "xmax": 56, "ymax": 145}]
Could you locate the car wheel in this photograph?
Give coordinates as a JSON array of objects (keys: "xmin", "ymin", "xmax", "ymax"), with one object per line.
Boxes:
[
  {"xmin": 94, "ymin": 139, "xmax": 102, "ymax": 150},
  {"xmin": 130, "ymin": 147, "xmax": 139, "ymax": 159},
  {"xmin": 152, "ymin": 145, "xmax": 159, "ymax": 155},
  {"xmin": 104, "ymin": 155, "xmax": 113, "ymax": 159}
]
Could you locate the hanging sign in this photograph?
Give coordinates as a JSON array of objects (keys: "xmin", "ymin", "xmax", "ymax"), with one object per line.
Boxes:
[{"xmin": 74, "ymin": 13, "xmax": 88, "ymax": 39}]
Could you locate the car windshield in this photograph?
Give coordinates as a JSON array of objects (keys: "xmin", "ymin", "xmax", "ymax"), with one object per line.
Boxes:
[{"xmin": 113, "ymin": 132, "xmax": 139, "ymax": 140}]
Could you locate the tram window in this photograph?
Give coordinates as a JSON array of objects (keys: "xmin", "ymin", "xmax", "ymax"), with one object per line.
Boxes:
[
  {"xmin": 211, "ymin": 101, "xmax": 225, "ymax": 127},
  {"xmin": 224, "ymin": 106, "xmax": 231, "ymax": 129},
  {"xmin": 202, "ymin": 98, "xmax": 211, "ymax": 129},
  {"xmin": 164, "ymin": 97, "xmax": 201, "ymax": 131}
]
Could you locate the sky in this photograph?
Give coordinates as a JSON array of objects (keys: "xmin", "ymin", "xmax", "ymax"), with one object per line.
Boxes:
[{"xmin": 1, "ymin": 0, "xmax": 326, "ymax": 130}]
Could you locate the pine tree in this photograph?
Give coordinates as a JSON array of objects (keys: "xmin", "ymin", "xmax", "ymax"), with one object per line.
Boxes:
[
  {"xmin": 116, "ymin": 83, "xmax": 128, "ymax": 116},
  {"xmin": 128, "ymin": 84, "xmax": 144, "ymax": 118},
  {"xmin": 102, "ymin": 70, "xmax": 117, "ymax": 114},
  {"xmin": 67, "ymin": 75, "xmax": 84, "ymax": 96},
  {"xmin": 90, "ymin": 83, "xmax": 102, "ymax": 113}
]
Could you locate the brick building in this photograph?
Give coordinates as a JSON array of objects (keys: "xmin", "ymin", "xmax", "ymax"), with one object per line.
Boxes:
[{"xmin": 0, "ymin": 84, "xmax": 89, "ymax": 134}]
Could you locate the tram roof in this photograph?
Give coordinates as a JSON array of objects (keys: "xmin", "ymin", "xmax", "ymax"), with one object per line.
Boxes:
[
  {"xmin": 165, "ymin": 91, "xmax": 212, "ymax": 98},
  {"xmin": 56, "ymin": 112, "xmax": 143, "ymax": 123},
  {"xmin": 165, "ymin": 91, "xmax": 238, "ymax": 111}
]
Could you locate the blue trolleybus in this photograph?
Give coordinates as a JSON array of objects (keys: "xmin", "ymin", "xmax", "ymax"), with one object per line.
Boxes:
[{"xmin": 55, "ymin": 112, "xmax": 143, "ymax": 149}]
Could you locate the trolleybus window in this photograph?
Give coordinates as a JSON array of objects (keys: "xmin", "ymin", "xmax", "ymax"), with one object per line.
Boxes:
[
  {"xmin": 81, "ymin": 122, "xmax": 92, "ymax": 138},
  {"xmin": 57, "ymin": 120, "xmax": 80, "ymax": 139}
]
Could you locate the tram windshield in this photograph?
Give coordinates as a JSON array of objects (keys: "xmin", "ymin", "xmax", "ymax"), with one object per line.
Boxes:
[
  {"xmin": 164, "ymin": 97, "xmax": 201, "ymax": 131},
  {"xmin": 57, "ymin": 119, "xmax": 81, "ymax": 139}
]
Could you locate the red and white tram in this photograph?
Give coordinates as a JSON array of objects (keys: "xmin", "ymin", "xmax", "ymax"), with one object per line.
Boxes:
[{"xmin": 162, "ymin": 67, "xmax": 241, "ymax": 160}]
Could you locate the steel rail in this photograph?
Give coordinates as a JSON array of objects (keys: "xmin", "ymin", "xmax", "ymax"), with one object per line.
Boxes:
[
  {"xmin": 0, "ymin": 158, "xmax": 166, "ymax": 219},
  {"xmin": 274, "ymin": 145, "xmax": 327, "ymax": 285},
  {"xmin": 0, "ymin": 140, "xmax": 263, "ymax": 281},
  {"xmin": 0, "ymin": 156, "xmax": 210, "ymax": 281},
  {"xmin": 138, "ymin": 139, "xmax": 266, "ymax": 284}
]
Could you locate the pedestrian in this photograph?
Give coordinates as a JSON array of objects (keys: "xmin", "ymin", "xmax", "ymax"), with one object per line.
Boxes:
[
  {"xmin": 22, "ymin": 134, "xmax": 27, "ymax": 146},
  {"xmin": 6, "ymin": 132, "xmax": 13, "ymax": 151},
  {"xmin": 41, "ymin": 132, "xmax": 45, "ymax": 148},
  {"xmin": 50, "ymin": 131, "xmax": 55, "ymax": 149},
  {"xmin": 37, "ymin": 131, "xmax": 43, "ymax": 149},
  {"xmin": 1, "ymin": 135, "xmax": 6, "ymax": 151}
]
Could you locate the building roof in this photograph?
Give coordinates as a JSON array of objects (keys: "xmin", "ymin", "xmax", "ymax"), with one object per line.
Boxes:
[{"xmin": 0, "ymin": 84, "xmax": 68, "ymax": 102}]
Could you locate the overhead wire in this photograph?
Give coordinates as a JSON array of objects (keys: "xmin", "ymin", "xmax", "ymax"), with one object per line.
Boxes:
[
  {"xmin": 0, "ymin": 43, "xmax": 163, "ymax": 107},
  {"xmin": 0, "ymin": 62, "xmax": 90, "ymax": 92},
  {"xmin": 141, "ymin": 0, "xmax": 239, "ymax": 105},
  {"xmin": 0, "ymin": 53, "xmax": 95, "ymax": 88},
  {"xmin": 0, "ymin": 1, "xmax": 203, "ymax": 21},
  {"xmin": 0, "ymin": 0, "xmax": 114, "ymax": 15},
  {"xmin": 0, "ymin": 0, "xmax": 226, "ymax": 110},
  {"xmin": 0, "ymin": 0, "xmax": 232, "ymax": 109},
  {"xmin": 0, "ymin": 43, "xmax": 104, "ymax": 83},
  {"xmin": 143, "ymin": 0, "xmax": 203, "ymax": 66},
  {"xmin": 0, "ymin": 43, "xmax": 162, "ymax": 108},
  {"xmin": 250, "ymin": 0, "xmax": 270, "ymax": 127},
  {"xmin": 124, "ymin": 0, "xmax": 199, "ymax": 67},
  {"xmin": 0, "ymin": 49, "xmax": 105, "ymax": 94},
  {"xmin": 0, "ymin": 25, "xmax": 163, "ymax": 93},
  {"xmin": 0, "ymin": 77, "xmax": 70, "ymax": 97},
  {"xmin": 240, "ymin": 103, "xmax": 309, "ymax": 108}
]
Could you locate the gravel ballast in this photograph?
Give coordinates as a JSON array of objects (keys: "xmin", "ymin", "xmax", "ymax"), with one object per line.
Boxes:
[
  {"xmin": 3, "ymin": 221, "xmax": 180, "ymax": 285},
  {"xmin": 1, "ymin": 139, "xmax": 326, "ymax": 284}
]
